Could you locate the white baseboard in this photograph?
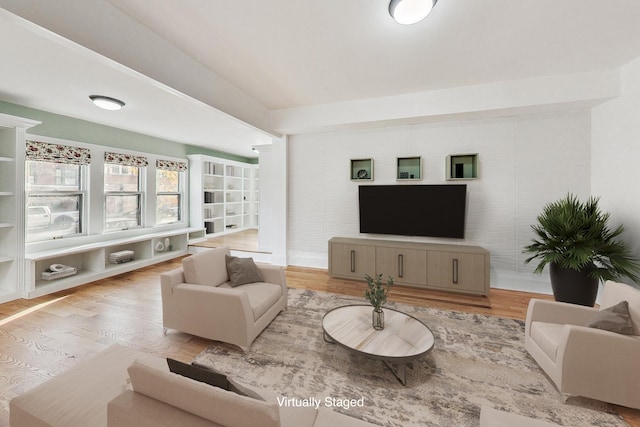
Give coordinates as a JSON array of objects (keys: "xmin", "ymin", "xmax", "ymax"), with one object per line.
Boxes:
[
  {"xmin": 287, "ymin": 251, "xmax": 328, "ymax": 269},
  {"xmin": 0, "ymin": 290, "xmax": 24, "ymax": 304},
  {"xmin": 268, "ymin": 253, "xmax": 287, "ymax": 267},
  {"xmin": 490, "ymin": 269, "xmax": 553, "ymax": 295}
]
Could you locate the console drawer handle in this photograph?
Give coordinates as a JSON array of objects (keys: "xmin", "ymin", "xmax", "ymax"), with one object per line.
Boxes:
[
  {"xmin": 398, "ymin": 254, "xmax": 404, "ymax": 278},
  {"xmin": 350, "ymin": 250, "xmax": 356, "ymax": 273},
  {"xmin": 452, "ymin": 258, "xmax": 459, "ymax": 284}
]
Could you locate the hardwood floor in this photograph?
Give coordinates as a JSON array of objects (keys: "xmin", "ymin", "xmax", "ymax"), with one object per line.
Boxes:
[
  {"xmin": 191, "ymin": 228, "xmax": 268, "ymax": 253},
  {"xmin": 0, "ymin": 258, "xmax": 637, "ymax": 426}
]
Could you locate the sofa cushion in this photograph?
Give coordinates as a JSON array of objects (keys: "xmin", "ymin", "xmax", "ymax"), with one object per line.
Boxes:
[
  {"xmin": 277, "ymin": 406, "xmax": 319, "ymax": 427},
  {"xmin": 315, "ymin": 408, "xmax": 378, "ymax": 426},
  {"xmin": 182, "ymin": 248, "xmax": 229, "ymax": 287},
  {"xmin": 530, "ymin": 321, "xmax": 564, "ymax": 362},
  {"xmin": 586, "ymin": 300, "xmax": 634, "ymax": 335},
  {"xmin": 226, "ymin": 255, "xmax": 264, "ymax": 287},
  {"xmin": 238, "ymin": 282, "xmax": 284, "ymax": 320},
  {"xmin": 128, "ymin": 360, "xmax": 280, "ymax": 427},
  {"xmin": 108, "ymin": 390, "xmax": 223, "ymax": 427}
]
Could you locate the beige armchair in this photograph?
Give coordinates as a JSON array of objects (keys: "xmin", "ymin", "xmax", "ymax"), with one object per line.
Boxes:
[
  {"xmin": 525, "ymin": 280, "xmax": 640, "ymax": 409},
  {"xmin": 161, "ymin": 246, "xmax": 287, "ymax": 351}
]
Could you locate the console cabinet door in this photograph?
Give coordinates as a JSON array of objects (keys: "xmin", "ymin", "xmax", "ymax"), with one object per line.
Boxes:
[
  {"xmin": 375, "ymin": 247, "xmax": 427, "ymax": 286},
  {"xmin": 427, "ymin": 251, "xmax": 486, "ymax": 294},
  {"xmin": 329, "ymin": 243, "xmax": 376, "ymax": 279}
]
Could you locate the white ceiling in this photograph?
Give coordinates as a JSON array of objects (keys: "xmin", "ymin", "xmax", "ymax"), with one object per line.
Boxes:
[
  {"xmin": 2, "ymin": 0, "xmax": 640, "ymax": 156},
  {"xmin": 0, "ymin": 7, "xmax": 273, "ymax": 158},
  {"xmin": 104, "ymin": 0, "xmax": 640, "ymax": 109}
]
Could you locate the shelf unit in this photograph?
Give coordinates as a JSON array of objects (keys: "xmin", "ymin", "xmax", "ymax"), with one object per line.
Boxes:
[
  {"xmin": 24, "ymin": 227, "xmax": 204, "ymax": 298},
  {"xmin": 446, "ymin": 153, "xmax": 479, "ymax": 180},
  {"xmin": 0, "ymin": 113, "xmax": 40, "ymax": 303},
  {"xmin": 189, "ymin": 155, "xmax": 259, "ymax": 237},
  {"xmin": 397, "ymin": 156, "xmax": 422, "ymax": 180},
  {"xmin": 246, "ymin": 166, "xmax": 259, "ymax": 229},
  {"xmin": 0, "ymin": 129, "xmax": 17, "ymax": 284},
  {"xmin": 350, "ymin": 158, "xmax": 374, "ymax": 181}
]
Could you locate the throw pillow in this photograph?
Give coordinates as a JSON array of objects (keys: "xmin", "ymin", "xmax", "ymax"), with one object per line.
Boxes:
[
  {"xmin": 225, "ymin": 255, "xmax": 264, "ymax": 287},
  {"xmin": 586, "ymin": 300, "xmax": 634, "ymax": 335},
  {"xmin": 168, "ymin": 358, "xmax": 265, "ymax": 401},
  {"xmin": 191, "ymin": 361, "xmax": 265, "ymax": 401},
  {"xmin": 167, "ymin": 358, "xmax": 229, "ymax": 389}
]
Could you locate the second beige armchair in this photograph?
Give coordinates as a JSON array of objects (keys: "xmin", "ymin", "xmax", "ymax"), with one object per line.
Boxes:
[
  {"xmin": 161, "ymin": 246, "xmax": 287, "ymax": 351},
  {"xmin": 525, "ymin": 280, "xmax": 640, "ymax": 409}
]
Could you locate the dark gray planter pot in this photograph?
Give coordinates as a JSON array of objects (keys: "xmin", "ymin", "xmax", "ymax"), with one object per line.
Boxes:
[{"xmin": 549, "ymin": 262, "xmax": 599, "ymax": 306}]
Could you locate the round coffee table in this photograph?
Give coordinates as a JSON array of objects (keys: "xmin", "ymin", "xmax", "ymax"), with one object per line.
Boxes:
[{"xmin": 322, "ymin": 305, "xmax": 434, "ymax": 385}]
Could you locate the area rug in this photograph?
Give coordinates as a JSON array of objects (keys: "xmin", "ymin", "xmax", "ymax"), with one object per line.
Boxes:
[{"xmin": 193, "ymin": 289, "xmax": 627, "ymax": 427}]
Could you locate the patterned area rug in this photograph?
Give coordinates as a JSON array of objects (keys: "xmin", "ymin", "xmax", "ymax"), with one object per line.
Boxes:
[{"xmin": 193, "ymin": 289, "xmax": 627, "ymax": 427}]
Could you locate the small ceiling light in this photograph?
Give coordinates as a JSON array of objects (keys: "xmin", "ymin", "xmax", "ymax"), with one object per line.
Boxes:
[
  {"xmin": 89, "ymin": 95, "xmax": 125, "ymax": 111},
  {"xmin": 389, "ymin": 0, "xmax": 437, "ymax": 25}
]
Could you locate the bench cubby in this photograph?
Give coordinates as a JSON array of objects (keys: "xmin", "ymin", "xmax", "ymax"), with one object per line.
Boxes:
[{"xmin": 24, "ymin": 227, "xmax": 204, "ymax": 298}]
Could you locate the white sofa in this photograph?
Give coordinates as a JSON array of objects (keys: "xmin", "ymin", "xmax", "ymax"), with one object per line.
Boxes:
[
  {"xmin": 10, "ymin": 344, "xmax": 377, "ymax": 427},
  {"xmin": 525, "ymin": 280, "xmax": 640, "ymax": 409},
  {"xmin": 161, "ymin": 246, "xmax": 287, "ymax": 350}
]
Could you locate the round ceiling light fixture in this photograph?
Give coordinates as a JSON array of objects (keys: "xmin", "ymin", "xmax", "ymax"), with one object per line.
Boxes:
[
  {"xmin": 389, "ymin": 0, "xmax": 437, "ymax": 25},
  {"xmin": 89, "ymin": 95, "xmax": 125, "ymax": 111}
]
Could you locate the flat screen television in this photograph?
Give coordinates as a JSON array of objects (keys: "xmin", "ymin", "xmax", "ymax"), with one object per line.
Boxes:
[{"xmin": 358, "ymin": 184, "xmax": 467, "ymax": 238}]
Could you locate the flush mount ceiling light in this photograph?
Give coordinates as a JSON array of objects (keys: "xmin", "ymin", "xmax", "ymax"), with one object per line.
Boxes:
[
  {"xmin": 389, "ymin": 0, "xmax": 437, "ymax": 25},
  {"xmin": 89, "ymin": 95, "xmax": 125, "ymax": 111}
]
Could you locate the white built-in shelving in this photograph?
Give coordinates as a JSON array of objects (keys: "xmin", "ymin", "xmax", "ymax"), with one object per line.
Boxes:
[
  {"xmin": 0, "ymin": 113, "xmax": 41, "ymax": 303},
  {"xmin": 24, "ymin": 227, "xmax": 205, "ymax": 298},
  {"xmin": 189, "ymin": 155, "xmax": 259, "ymax": 237}
]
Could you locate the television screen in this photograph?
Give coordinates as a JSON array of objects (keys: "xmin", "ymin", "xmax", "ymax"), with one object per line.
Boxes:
[{"xmin": 358, "ymin": 184, "xmax": 467, "ymax": 238}]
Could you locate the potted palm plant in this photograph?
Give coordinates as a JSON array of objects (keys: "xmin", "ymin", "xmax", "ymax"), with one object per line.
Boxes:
[
  {"xmin": 364, "ymin": 274, "xmax": 394, "ymax": 330},
  {"xmin": 523, "ymin": 194, "xmax": 640, "ymax": 306}
]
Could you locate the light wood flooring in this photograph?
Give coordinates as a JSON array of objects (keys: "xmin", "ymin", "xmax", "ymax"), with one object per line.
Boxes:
[
  {"xmin": 191, "ymin": 228, "xmax": 268, "ymax": 253},
  {"xmin": 0, "ymin": 258, "xmax": 637, "ymax": 426}
]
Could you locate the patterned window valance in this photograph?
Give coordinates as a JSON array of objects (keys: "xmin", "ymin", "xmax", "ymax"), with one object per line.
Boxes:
[
  {"xmin": 104, "ymin": 152, "xmax": 148, "ymax": 167},
  {"xmin": 156, "ymin": 159, "xmax": 187, "ymax": 172},
  {"xmin": 26, "ymin": 140, "xmax": 91, "ymax": 165}
]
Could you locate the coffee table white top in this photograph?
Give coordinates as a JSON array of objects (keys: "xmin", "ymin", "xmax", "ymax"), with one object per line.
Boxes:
[{"xmin": 322, "ymin": 305, "xmax": 435, "ymax": 361}]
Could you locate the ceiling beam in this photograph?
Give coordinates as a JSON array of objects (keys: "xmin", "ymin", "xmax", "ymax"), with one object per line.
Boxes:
[{"xmin": 271, "ymin": 70, "xmax": 620, "ymax": 134}]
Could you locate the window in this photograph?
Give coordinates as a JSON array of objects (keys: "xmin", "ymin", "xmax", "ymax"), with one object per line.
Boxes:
[
  {"xmin": 156, "ymin": 159, "xmax": 186, "ymax": 225},
  {"xmin": 104, "ymin": 152, "xmax": 147, "ymax": 232},
  {"xmin": 25, "ymin": 141, "xmax": 89, "ymax": 242}
]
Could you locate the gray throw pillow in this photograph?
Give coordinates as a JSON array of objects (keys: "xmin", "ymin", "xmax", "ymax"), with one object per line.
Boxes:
[
  {"xmin": 586, "ymin": 300, "xmax": 634, "ymax": 335},
  {"xmin": 168, "ymin": 358, "xmax": 265, "ymax": 401},
  {"xmin": 225, "ymin": 255, "xmax": 264, "ymax": 287},
  {"xmin": 167, "ymin": 358, "xmax": 229, "ymax": 389},
  {"xmin": 190, "ymin": 361, "xmax": 265, "ymax": 401}
]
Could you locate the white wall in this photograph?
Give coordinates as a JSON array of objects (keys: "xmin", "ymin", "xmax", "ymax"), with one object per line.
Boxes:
[
  {"xmin": 257, "ymin": 136, "xmax": 288, "ymax": 266},
  {"xmin": 592, "ymin": 56, "xmax": 640, "ymax": 287},
  {"xmin": 288, "ymin": 111, "xmax": 591, "ymax": 292}
]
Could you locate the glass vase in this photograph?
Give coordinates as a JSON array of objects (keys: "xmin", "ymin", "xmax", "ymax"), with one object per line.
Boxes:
[{"xmin": 372, "ymin": 307, "xmax": 384, "ymax": 330}]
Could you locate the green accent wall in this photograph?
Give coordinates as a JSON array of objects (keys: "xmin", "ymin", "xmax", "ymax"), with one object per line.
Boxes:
[{"xmin": 0, "ymin": 100, "xmax": 258, "ymax": 163}]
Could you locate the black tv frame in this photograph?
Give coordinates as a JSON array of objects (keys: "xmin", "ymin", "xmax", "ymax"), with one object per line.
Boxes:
[{"xmin": 358, "ymin": 184, "xmax": 467, "ymax": 239}]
